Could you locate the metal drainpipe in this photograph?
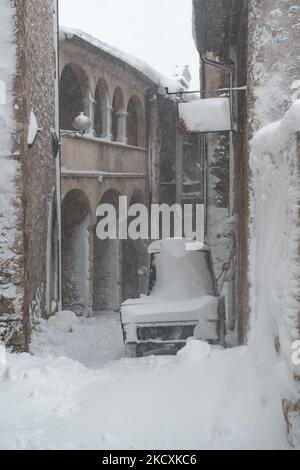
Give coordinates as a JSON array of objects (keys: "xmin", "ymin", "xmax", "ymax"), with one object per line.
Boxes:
[
  {"xmin": 147, "ymin": 86, "xmax": 158, "ymax": 206},
  {"xmin": 200, "ymin": 53, "xmax": 235, "ymax": 240},
  {"xmin": 200, "ymin": 53, "xmax": 234, "ymax": 112},
  {"xmin": 54, "ymin": 0, "xmax": 62, "ymax": 311}
]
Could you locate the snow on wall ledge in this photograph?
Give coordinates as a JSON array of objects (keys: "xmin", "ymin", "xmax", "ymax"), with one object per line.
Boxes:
[
  {"xmin": 0, "ymin": 0, "xmax": 22, "ymax": 344},
  {"xmin": 249, "ymin": 100, "xmax": 300, "ymax": 446}
]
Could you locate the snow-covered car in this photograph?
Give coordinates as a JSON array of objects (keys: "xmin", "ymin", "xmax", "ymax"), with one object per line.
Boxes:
[{"xmin": 120, "ymin": 238, "xmax": 226, "ymax": 356}]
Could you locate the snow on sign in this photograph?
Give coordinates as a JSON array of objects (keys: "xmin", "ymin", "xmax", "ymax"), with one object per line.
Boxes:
[{"xmin": 178, "ymin": 97, "xmax": 232, "ymax": 134}]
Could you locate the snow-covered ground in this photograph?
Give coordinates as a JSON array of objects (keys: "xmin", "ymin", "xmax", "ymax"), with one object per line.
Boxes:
[
  {"xmin": 0, "ymin": 310, "xmax": 290, "ymax": 450},
  {"xmin": 1, "ymin": 100, "xmax": 300, "ymax": 449},
  {"xmin": 30, "ymin": 311, "xmax": 125, "ymax": 368}
]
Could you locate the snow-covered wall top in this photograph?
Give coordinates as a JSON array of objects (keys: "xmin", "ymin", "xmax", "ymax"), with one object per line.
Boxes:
[
  {"xmin": 59, "ymin": 26, "xmax": 182, "ymax": 96},
  {"xmin": 0, "ymin": 0, "xmax": 17, "ymax": 261},
  {"xmin": 0, "ymin": 0, "xmax": 22, "ymax": 343},
  {"xmin": 0, "ymin": 0, "xmax": 16, "ymax": 157}
]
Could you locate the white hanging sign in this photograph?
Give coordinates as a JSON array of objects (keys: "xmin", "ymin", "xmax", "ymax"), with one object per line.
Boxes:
[{"xmin": 178, "ymin": 97, "xmax": 232, "ymax": 134}]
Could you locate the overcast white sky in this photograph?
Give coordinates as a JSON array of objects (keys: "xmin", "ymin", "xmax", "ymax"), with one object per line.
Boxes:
[{"xmin": 59, "ymin": 0, "xmax": 200, "ymax": 89}]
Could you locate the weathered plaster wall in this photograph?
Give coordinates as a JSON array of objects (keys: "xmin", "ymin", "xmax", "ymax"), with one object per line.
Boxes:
[
  {"xmin": 247, "ymin": 0, "xmax": 300, "ymax": 445},
  {"xmin": 17, "ymin": 0, "xmax": 57, "ymax": 348},
  {"xmin": 60, "ymin": 39, "xmax": 151, "ymax": 313},
  {"xmin": 247, "ymin": 0, "xmax": 300, "ymax": 340}
]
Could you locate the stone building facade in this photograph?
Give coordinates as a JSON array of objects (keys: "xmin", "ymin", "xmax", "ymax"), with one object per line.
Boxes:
[
  {"xmin": 0, "ymin": 9, "xmax": 200, "ymax": 348},
  {"xmin": 0, "ymin": 0, "xmax": 60, "ymax": 351},
  {"xmin": 59, "ymin": 30, "xmax": 199, "ymax": 315},
  {"xmin": 193, "ymin": 0, "xmax": 300, "ymax": 444},
  {"xmin": 59, "ymin": 30, "xmax": 150, "ymax": 315},
  {"xmin": 193, "ymin": 0, "xmax": 300, "ymax": 339}
]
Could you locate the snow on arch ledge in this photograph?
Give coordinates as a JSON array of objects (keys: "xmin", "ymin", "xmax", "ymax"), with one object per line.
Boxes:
[{"xmin": 178, "ymin": 97, "xmax": 232, "ymax": 133}]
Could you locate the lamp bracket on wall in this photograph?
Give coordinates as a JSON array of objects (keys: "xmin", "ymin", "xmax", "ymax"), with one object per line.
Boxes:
[{"xmin": 165, "ymin": 85, "xmax": 247, "ymax": 98}]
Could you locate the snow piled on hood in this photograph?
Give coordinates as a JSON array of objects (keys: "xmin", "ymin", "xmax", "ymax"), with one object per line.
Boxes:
[{"xmin": 59, "ymin": 26, "xmax": 183, "ymax": 96}]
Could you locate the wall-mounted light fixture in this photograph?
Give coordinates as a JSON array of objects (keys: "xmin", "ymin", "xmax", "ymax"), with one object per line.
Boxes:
[
  {"xmin": 72, "ymin": 112, "xmax": 92, "ymax": 133},
  {"xmin": 27, "ymin": 111, "xmax": 42, "ymax": 147},
  {"xmin": 61, "ymin": 112, "xmax": 92, "ymax": 137},
  {"xmin": 50, "ymin": 113, "xmax": 92, "ymax": 160}
]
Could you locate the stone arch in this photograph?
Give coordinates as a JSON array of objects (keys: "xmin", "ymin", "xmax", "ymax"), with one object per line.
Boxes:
[
  {"xmin": 94, "ymin": 79, "xmax": 110, "ymax": 138},
  {"xmin": 126, "ymin": 95, "xmax": 145, "ymax": 147},
  {"xmin": 62, "ymin": 189, "xmax": 92, "ymax": 315},
  {"xmin": 111, "ymin": 87, "xmax": 125, "ymax": 143},
  {"xmin": 60, "ymin": 63, "xmax": 90, "ymax": 130},
  {"xmin": 122, "ymin": 190, "xmax": 149, "ymax": 301},
  {"xmin": 93, "ymin": 188, "xmax": 122, "ymax": 312},
  {"xmin": 46, "ymin": 189, "xmax": 60, "ymax": 317},
  {"xmin": 100, "ymin": 187, "xmax": 122, "ymax": 210},
  {"xmin": 122, "ymin": 241, "xmax": 140, "ymax": 301},
  {"xmin": 130, "ymin": 189, "xmax": 147, "ymax": 206}
]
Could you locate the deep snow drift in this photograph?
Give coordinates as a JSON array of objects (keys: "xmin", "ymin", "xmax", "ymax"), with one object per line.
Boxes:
[
  {"xmin": 0, "ymin": 311, "xmax": 289, "ymax": 450},
  {"xmin": 30, "ymin": 311, "xmax": 125, "ymax": 368},
  {"xmin": 249, "ymin": 101, "xmax": 300, "ymax": 446}
]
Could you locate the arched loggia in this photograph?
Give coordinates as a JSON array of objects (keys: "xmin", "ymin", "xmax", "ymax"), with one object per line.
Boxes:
[
  {"xmin": 62, "ymin": 189, "xmax": 92, "ymax": 315},
  {"xmin": 111, "ymin": 87, "xmax": 126, "ymax": 143},
  {"xmin": 60, "ymin": 63, "xmax": 90, "ymax": 130},
  {"xmin": 93, "ymin": 189, "xmax": 122, "ymax": 312},
  {"xmin": 94, "ymin": 79, "xmax": 110, "ymax": 138},
  {"xmin": 122, "ymin": 190, "xmax": 149, "ymax": 301},
  {"xmin": 126, "ymin": 95, "xmax": 145, "ymax": 147}
]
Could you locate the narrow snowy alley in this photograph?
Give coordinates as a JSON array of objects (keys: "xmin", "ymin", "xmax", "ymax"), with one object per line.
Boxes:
[
  {"xmin": 0, "ymin": 312, "xmax": 289, "ymax": 450},
  {"xmin": 1, "ymin": 0, "xmax": 299, "ymax": 455}
]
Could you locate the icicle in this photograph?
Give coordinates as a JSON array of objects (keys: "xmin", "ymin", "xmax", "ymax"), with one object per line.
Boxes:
[{"xmin": 0, "ymin": 340, "xmax": 7, "ymax": 365}]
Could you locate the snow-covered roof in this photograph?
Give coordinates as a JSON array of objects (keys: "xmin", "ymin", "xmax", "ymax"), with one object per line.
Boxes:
[{"xmin": 59, "ymin": 26, "xmax": 183, "ymax": 96}]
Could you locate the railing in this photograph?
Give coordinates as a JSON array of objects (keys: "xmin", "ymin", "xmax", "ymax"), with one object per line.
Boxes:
[{"xmin": 61, "ymin": 134, "xmax": 148, "ymax": 176}]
